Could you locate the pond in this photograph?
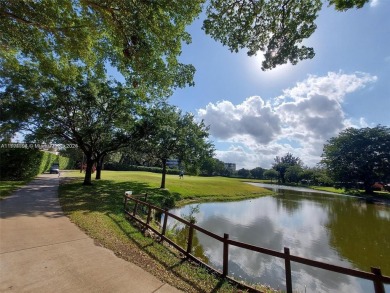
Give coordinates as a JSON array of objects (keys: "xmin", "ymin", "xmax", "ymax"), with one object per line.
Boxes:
[{"xmin": 167, "ymin": 184, "xmax": 390, "ymax": 293}]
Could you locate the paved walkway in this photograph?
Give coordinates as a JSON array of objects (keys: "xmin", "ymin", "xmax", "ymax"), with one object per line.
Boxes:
[{"xmin": 0, "ymin": 174, "xmax": 181, "ymax": 293}]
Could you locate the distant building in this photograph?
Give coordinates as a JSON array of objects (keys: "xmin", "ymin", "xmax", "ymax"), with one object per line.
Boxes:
[
  {"xmin": 224, "ymin": 163, "xmax": 236, "ymax": 172},
  {"xmin": 166, "ymin": 159, "xmax": 179, "ymax": 169}
]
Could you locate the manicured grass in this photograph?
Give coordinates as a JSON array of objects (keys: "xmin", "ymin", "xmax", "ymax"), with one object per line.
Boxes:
[
  {"xmin": 62, "ymin": 170, "xmax": 273, "ymax": 203},
  {"xmin": 310, "ymin": 186, "xmax": 346, "ymax": 194},
  {"xmin": 311, "ymin": 185, "xmax": 390, "ymax": 199},
  {"xmin": 58, "ymin": 170, "xmax": 275, "ymax": 293},
  {"xmin": 0, "ymin": 180, "xmax": 30, "ymax": 200}
]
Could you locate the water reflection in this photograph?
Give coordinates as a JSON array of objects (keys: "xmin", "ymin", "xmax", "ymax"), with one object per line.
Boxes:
[{"xmin": 168, "ymin": 188, "xmax": 390, "ymax": 293}]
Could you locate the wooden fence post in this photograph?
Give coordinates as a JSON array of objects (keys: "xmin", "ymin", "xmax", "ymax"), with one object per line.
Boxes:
[
  {"xmin": 123, "ymin": 196, "xmax": 128, "ymax": 211},
  {"xmin": 371, "ymin": 267, "xmax": 385, "ymax": 293},
  {"xmin": 161, "ymin": 210, "xmax": 169, "ymax": 240},
  {"xmin": 146, "ymin": 203, "xmax": 152, "ymax": 226},
  {"xmin": 284, "ymin": 247, "xmax": 293, "ymax": 293},
  {"xmin": 186, "ymin": 219, "xmax": 195, "ymax": 257},
  {"xmin": 223, "ymin": 233, "xmax": 229, "ymax": 277}
]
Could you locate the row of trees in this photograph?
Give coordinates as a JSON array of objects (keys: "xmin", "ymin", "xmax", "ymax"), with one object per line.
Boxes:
[
  {"xmin": 1, "ymin": 76, "xmax": 214, "ymax": 187},
  {"xmin": 236, "ymin": 164, "xmax": 332, "ymax": 186},
  {"xmin": 57, "ymin": 124, "xmax": 389, "ymax": 195},
  {"xmin": 232, "ymin": 126, "xmax": 390, "ymax": 194}
]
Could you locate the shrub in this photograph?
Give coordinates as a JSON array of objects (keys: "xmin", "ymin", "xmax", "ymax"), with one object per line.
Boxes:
[
  {"xmin": 1, "ymin": 148, "xmax": 46, "ymax": 180},
  {"xmin": 0, "ymin": 148, "xmax": 74, "ymax": 180},
  {"xmin": 58, "ymin": 155, "xmax": 75, "ymax": 170}
]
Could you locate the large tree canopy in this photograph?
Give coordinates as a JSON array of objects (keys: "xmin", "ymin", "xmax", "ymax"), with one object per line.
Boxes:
[
  {"xmin": 321, "ymin": 126, "xmax": 390, "ymax": 193},
  {"xmin": 200, "ymin": 157, "xmax": 226, "ymax": 176},
  {"xmin": 134, "ymin": 103, "xmax": 214, "ymax": 188},
  {"xmin": 273, "ymin": 152, "xmax": 302, "ymax": 183},
  {"xmin": 203, "ymin": 0, "xmax": 369, "ymax": 70},
  {"xmin": 1, "ymin": 0, "xmax": 371, "ymax": 76},
  {"xmin": 1, "ymin": 0, "xmax": 202, "ymax": 96}
]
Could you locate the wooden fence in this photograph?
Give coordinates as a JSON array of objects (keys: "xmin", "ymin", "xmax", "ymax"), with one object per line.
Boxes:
[{"xmin": 123, "ymin": 194, "xmax": 390, "ymax": 293}]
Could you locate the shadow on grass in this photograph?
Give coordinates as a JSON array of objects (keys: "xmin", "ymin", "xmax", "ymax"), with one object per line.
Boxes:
[
  {"xmin": 105, "ymin": 212, "xmax": 210, "ymax": 293},
  {"xmin": 60, "ymin": 177, "xmax": 182, "ymax": 212},
  {"xmin": 59, "ymin": 177, "xmax": 230, "ymax": 292},
  {"xmin": 210, "ymin": 280, "xmax": 227, "ymax": 293}
]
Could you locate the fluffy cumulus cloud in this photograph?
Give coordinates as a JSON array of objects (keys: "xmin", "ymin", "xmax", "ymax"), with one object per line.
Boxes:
[
  {"xmin": 198, "ymin": 96, "xmax": 281, "ymax": 144},
  {"xmin": 197, "ymin": 72, "xmax": 377, "ymax": 169}
]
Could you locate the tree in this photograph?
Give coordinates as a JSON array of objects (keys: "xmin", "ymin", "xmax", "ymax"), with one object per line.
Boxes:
[
  {"xmin": 203, "ymin": 0, "xmax": 369, "ymax": 70},
  {"xmin": 321, "ymin": 126, "xmax": 390, "ymax": 194},
  {"xmin": 300, "ymin": 166, "xmax": 334, "ymax": 186},
  {"xmin": 299, "ymin": 167, "xmax": 315, "ymax": 184},
  {"xmin": 264, "ymin": 169, "xmax": 279, "ymax": 183},
  {"xmin": 273, "ymin": 153, "xmax": 302, "ymax": 183},
  {"xmin": 250, "ymin": 167, "xmax": 265, "ymax": 179},
  {"xmin": 1, "ymin": 1, "xmax": 202, "ymax": 97},
  {"xmin": 134, "ymin": 103, "xmax": 214, "ymax": 189},
  {"xmin": 285, "ymin": 165, "xmax": 303, "ymax": 184},
  {"xmin": 312, "ymin": 167, "xmax": 334, "ymax": 186},
  {"xmin": 237, "ymin": 168, "xmax": 251, "ymax": 178},
  {"xmin": 0, "ymin": 62, "xmax": 140, "ymax": 185},
  {"xmin": 200, "ymin": 157, "xmax": 225, "ymax": 176}
]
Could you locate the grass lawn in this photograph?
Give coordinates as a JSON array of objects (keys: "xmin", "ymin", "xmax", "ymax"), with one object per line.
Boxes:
[
  {"xmin": 311, "ymin": 185, "xmax": 390, "ymax": 199},
  {"xmin": 310, "ymin": 186, "xmax": 346, "ymax": 194},
  {"xmin": 0, "ymin": 180, "xmax": 30, "ymax": 200},
  {"xmin": 61, "ymin": 170, "xmax": 273, "ymax": 203},
  {"xmin": 59, "ymin": 170, "xmax": 275, "ymax": 293}
]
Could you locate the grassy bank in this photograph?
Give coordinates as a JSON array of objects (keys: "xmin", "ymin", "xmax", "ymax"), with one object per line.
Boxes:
[
  {"xmin": 59, "ymin": 170, "xmax": 275, "ymax": 293},
  {"xmin": 0, "ymin": 180, "xmax": 30, "ymax": 200},
  {"xmin": 311, "ymin": 185, "xmax": 390, "ymax": 200}
]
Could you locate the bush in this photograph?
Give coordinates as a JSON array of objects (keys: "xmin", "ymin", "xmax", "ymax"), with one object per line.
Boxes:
[
  {"xmin": 0, "ymin": 148, "xmax": 74, "ymax": 180},
  {"xmin": 38, "ymin": 151, "xmax": 58, "ymax": 174},
  {"xmin": 1, "ymin": 148, "xmax": 49, "ymax": 180},
  {"xmin": 58, "ymin": 155, "xmax": 75, "ymax": 170}
]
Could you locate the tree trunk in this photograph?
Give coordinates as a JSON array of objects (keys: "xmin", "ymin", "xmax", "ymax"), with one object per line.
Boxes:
[
  {"xmin": 160, "ymin": 159, "xmax": 167, "ymax": 189},
  {"xmin": 95, "ymin": 155, "xmax": 105, "ymax": 180},
  {"xmin": 83, "ymin": 157, "xmax": 94, "ymax": 185},
  {"xmin": 95, "ymin": 162, "xmax": 102, "ymax": 180}
]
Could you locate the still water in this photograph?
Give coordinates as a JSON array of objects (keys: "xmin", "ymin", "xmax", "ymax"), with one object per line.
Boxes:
[{"xmin": 167, "ymin": 184, "xmax": 390, "ymax": 293}]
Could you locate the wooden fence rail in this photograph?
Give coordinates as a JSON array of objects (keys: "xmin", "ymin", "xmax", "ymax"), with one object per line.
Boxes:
[{"xmin": 123, "ymin": 195, "xmax": 390, "ymax": 293}]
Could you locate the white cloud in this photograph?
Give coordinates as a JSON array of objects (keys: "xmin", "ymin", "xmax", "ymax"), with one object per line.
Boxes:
[
  {"xmin": 197, "ymin": 72, "xmax": 377, "ymax": 169},
  {"xmin": 198, "ymin": 96, "xmax": 281, "ymax": 144},
  {"xmin": 215, "ymin": 147, "xmax": 260, "ymax": 169},
  {"xmin": 276, "ymin": 72, "xmax": 377, "ymax": 104}
]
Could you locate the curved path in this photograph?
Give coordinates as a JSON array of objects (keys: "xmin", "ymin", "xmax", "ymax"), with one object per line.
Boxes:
[{"xmin": 0, "ymin": 174, "xmax": 181, "ymax": 293}]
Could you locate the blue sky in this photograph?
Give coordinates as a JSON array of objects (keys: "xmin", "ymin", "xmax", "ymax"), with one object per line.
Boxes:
[{"xmin": 169, "ymin": 0, "xmax": 390, "ymax": 169}]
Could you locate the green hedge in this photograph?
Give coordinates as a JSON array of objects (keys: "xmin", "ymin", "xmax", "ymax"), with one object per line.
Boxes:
[
  {"xmin": 58, "ymin": 155, "xmax": 75, "ymax": 170},
  {"xmin": 38, "ymin": 151, "xmax": 58, "ymax": 174},
  {"xmin": 0, "ymin": 148, "xmax": 75, "ymax": 180}
]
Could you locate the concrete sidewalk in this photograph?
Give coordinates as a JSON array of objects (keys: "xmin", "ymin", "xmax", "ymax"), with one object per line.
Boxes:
[{"xmin": 0, "ymin": 174, "xmax": 181, "ymax": 293}]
